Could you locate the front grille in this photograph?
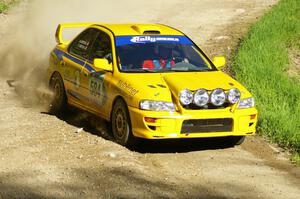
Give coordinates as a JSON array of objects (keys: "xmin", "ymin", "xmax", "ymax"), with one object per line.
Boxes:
[
  {"xmin": 183, "ymin": 103, "xmax": 231, "ymax": 110},
  {"xmin": 181, "ymin": 118, "xmax": 233, "ymax": 133}
]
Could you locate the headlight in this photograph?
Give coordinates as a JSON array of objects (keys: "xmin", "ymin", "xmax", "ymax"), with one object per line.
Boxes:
[
  {"xmin": 179, "ymin": 89, "xmax": 193, "ymax": 105},
  {"xmin": 238, "ymin": 97, "xmax": 255, "ymax": 109},
  {"xmin": 140, "ymin": 100, "xmax": 175, "ymax": 111},
  {"xmin": 210, "ymin": 88, "xmax": 226, "ymax": 106},
  {"xmin": 227, "ymin": 88, "xmax": 241, "ymax": 104},
  {"xmin": 193, "ymin": 89, "xmax": 209, "ymax": 107}
]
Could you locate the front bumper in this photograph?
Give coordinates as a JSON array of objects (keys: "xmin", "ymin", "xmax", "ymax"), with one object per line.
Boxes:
[{"xmin": 128, "ymin": 106, "xmax": 258, "ymax": 139}]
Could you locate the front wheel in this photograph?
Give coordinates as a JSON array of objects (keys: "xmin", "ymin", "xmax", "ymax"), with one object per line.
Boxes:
[{"xmin": 111, "ymin": 99, "xmax": 137, "ymax": 147}]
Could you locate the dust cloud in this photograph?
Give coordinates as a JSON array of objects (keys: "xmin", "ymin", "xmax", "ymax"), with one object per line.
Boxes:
[{"xmin": 0, "ymin": 0, "xmax": 175, "ymax": 107}]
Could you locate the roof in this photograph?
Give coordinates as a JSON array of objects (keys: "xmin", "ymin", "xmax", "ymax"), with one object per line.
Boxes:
[{"xmin": 92, "ymin": 24, "xmax": 184, "ymax": 36}]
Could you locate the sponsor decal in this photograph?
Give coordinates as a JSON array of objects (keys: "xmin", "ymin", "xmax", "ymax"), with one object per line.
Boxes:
[
  {"xmin": 116, "ymin": 36, "xmax": 192, "ymax": 46},
  {"xmin": 117, "ymin": 80, "xmax": 139, "ymax": 97},
  {"xmin": 89, "ymin": 73, "xmax": 106, "ymax": 106},
  {"xmin": 78, "ymin": 40, "xmax": 89, "ymax": 50}
]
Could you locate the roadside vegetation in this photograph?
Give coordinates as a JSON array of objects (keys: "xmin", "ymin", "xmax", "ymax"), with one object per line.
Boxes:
[
  {"xmin": 233, "ymin": 0, "xmax": 300, "ymax": 163},
  {"xmin": 0, "ymin": 0, "xmax": 19, "ymax": 13}
]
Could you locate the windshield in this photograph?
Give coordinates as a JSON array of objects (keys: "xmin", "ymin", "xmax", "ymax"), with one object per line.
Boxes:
[{"xmin": 116, "ymin": 36, "xmax": 216, "ymax": 72}]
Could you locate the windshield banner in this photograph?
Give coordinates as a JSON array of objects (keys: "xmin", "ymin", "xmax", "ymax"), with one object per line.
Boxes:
[{"xmin": 116, "ymin": 36, "xmax": 192, "ymax": 46}]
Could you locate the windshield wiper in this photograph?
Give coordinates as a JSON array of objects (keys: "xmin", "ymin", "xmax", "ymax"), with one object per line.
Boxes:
[
  {"xmin": 141, "ymin": 69, "xmax": 156, "ymax": 72},
  {"xmin": 169, "ymin": 67, "xmax": 190, "ymax": 71},
  {"xmin": 197, "ymin": 68, "xmax": 214, "ymax": 72},
  {"xmin": 170, "ymin": 68, "xmax": 213, "ymax": 72},
  {"xmin": 125, "ymin": 69, "xmax": 156, "ymax": 73}
]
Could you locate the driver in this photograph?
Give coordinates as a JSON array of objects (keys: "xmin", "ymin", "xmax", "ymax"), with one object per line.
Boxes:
[{"xmin": 142, "ymin": 45, "xmax": 175, "ymax": 69}]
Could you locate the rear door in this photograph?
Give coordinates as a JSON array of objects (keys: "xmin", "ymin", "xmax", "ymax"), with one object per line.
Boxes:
[{"xmin": 63, "ymin": 28, "xmax": 98, "ymax": 107}]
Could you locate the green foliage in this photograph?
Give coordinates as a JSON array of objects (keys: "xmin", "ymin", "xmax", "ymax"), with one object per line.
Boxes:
[
  {"xmin": 233, "ymin": 0, "xmax": 300, "ymax": 156},
  {"xmin": 0, "ymin": 0, "xmax": 19, "ymax": 13},
  {"xmin": 292, "ymin": 153, "xmax": 300, "ymax": 164},
  {"xmin": 0, "ymin": 2, "xmax": 9, "ymax": 13}
]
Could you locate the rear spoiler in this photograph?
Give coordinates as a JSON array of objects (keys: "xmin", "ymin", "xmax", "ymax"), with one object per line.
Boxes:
[{"xmin": 55, "ymin": 23, "xmax": 94, "ymax": 45}]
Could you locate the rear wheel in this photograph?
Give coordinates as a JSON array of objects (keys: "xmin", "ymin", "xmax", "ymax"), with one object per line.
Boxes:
[
  {"xmin": 111, "ymin": 99, "xmax": 137, "ymax": 147},
  {"xmin": 49, "ymin": 73, "xmax": 67, "ymax": 115}
]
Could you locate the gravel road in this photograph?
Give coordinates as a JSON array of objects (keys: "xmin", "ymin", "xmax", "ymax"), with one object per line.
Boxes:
[{"xmin": 1, "ymin": 0, "xmax": 300, "ymax": 198}]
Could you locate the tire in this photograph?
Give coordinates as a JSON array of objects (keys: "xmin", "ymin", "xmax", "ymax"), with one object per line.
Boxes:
[
  {"xmin": 49, "ymin": 73, "xmax": 67, "ymax": 115},
  {"xmin": 111, "ymin": 99, "xmax": 137, "ymax": 147},
  {"xmin": 228, "ymin": 136, "xmax": 245, "ymax": 146}
]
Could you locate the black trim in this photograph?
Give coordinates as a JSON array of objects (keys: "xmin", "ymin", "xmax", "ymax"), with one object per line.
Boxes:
[{"xmin": 181, "ymin": 118, "xmax": 233, "ymax": 133}]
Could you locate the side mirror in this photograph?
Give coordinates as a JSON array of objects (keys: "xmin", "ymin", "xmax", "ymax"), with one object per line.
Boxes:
[
  {"xmin": 93, "ymin": 58, "xmax": 113, "ymax": 72},
  {"xmin": 213, "ymin": 56, "xmax": 226, "ymax": 68}
]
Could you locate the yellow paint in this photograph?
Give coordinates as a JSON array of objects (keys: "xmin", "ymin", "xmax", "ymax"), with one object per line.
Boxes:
[
  {"xmin": 94, "ymin": 58, "xmax": 112, "ymax": 71},
  {"xmin": 48, "ymin": 23, "xmax": 258, "ymax": 140},
  {"xmin": 213, "ymin": 56, "xmax": 226, "ymax": 68}
]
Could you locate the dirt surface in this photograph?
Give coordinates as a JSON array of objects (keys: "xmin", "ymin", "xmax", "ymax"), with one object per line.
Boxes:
[
  {"xmin": 287, "ymin": 48, "xmax": 300, "ymax": 79},
  {"xmin": 1, "ymin": 0, "xmax": 300, "ymax": 199}
]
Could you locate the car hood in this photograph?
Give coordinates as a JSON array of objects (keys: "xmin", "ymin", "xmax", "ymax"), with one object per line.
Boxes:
[{"xmin": 117, "ymin": 71, "xmax": 252, "ymax": 107}]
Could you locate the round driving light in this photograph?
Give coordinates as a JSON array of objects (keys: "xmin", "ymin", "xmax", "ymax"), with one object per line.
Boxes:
[
  {"xmin": 210, "ymin": 88, "xmax": 226, "ymax": 106},
  {"xmin": 194, "ymin": 89, "xmax": 209, "ymax": 107},
  {"xmin": 227, "ymin": 88, "xmax": 241, "ymax": 104},
  {"xmin": 179, "ymin": 89, "xmax": 193, "ymax": 105}
]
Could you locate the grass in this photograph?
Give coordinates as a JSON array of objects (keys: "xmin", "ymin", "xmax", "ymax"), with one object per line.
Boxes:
[
  {"xmin": 292, "ymin": 153, "xmax": 300, "ymax": 164},
  {"xmin": 233, "ymin": 0, "xmax": 300, "ymax": 159},
  {"xmin": 0, "ymin": 0, "xmax": 19, "ymax": 13}
]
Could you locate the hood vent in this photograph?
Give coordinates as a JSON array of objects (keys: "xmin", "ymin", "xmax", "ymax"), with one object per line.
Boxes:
[
  {"xmin": 143, "ymin": 30, "xmax": 160, "ymax": 35},
  {"xmin": 131, "ymin": 25, "xmax": 161, "ymax": 35}
]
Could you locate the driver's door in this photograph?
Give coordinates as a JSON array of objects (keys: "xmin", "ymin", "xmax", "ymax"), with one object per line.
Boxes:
[{"xmin": 82, "ymin": 30, "xmax": 113, "ymax": 117}]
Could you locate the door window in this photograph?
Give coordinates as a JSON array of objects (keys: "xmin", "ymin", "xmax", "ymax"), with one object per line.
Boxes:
[
  {"xmin": 88, "ymin": 32, "xmax": 113, "ymax": 63},
  {"xmin": 69, "ymin": 28, "xmax": 98, "ymax": 59}
]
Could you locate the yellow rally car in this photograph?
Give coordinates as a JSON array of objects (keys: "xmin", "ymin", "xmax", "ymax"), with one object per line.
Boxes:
[{"xmin": 47, "ymin": 23, "xmax": 258, "ymax": 146}]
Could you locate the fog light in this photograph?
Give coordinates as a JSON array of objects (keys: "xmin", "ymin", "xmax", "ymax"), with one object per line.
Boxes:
[
  {"xmin": 145, "ymin": 117, "xmax": 157, "ymax": 123},
  {"xmin": 210, "ymin": 88, "xmax": 226, "ymax": 106},
  {"xmin": 179, "ymin": 89, "xmax": 193, "ymax": 105},
  {"xmin": 193, "ymin": 89, "xmax": 209, "ymax": 107}
]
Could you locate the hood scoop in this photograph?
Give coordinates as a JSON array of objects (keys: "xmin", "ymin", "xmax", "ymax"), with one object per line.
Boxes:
[
  {"xmin": 147, "ymin": 84, "xmax": 157, "ymax": 88},
  {"xmin": 157, "ymin": 84, "xmax": 167, "ymax": 88}
]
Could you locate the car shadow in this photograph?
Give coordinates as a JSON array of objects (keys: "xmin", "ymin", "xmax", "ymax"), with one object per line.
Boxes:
[
  {"xmin": 130, "ymin": 137, "xmax": 235, "ymax": 153},
  {"xmin": 42, "ymin": 108, "xmax": 236, "ymax": 154}
]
